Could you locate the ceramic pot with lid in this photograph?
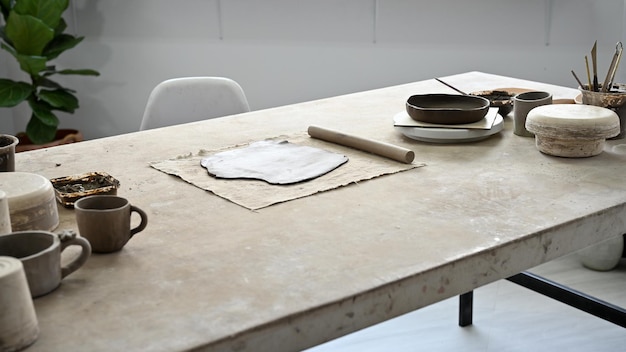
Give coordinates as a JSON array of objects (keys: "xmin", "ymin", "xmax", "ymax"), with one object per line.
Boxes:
[{"xmin": 526, "ymin": 104, "xmax": 619, "ymax": 157}]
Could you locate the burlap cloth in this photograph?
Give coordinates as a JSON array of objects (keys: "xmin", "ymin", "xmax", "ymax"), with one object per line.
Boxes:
[{"xmin": 150, "ymin": 134, "xmax": 424, "ymax": 210}]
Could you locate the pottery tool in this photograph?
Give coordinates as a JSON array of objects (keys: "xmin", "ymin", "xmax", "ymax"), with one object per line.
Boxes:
[
  {"xmin": 585, "ymin": 56, "xmax": 592, "ymax": 90},
  {"xmin": 434, "ymin": 78, "xmax": 467, "ymax": 95},
  {"xmin": 307, "ymin": 125, "xmax": 415, "ymax": 164},
  {"xmin": 602, "ymin": 41, "xmax": 623, "ymax": 92},
  {"xmin": 591, "ymin": 40, "xmax": 599, "ymax": 91},
  {"xmin": 571, "ymin": 70, "xmax": 585, "ymax": 89}
]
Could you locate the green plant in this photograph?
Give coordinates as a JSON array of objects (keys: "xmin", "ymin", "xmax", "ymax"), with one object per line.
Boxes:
[{"xmin": 0, "ymin": 0, "xmax": 99, "ymax": 144}]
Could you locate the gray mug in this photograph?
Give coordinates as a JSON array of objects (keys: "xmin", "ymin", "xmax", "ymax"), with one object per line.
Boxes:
[
  {"xmin": 75, "ymin": 195, "xmax": 148, "ymax": 253},
  {"xmin": 0, "ymin": 230, "xmax": 91, "ymax": 297},
  {"xmin": 513, "ymin": 91, "xmax": 552, "ymax": 137}
]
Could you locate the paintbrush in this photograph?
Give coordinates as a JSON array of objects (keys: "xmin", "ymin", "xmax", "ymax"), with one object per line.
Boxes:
[
  {"xmin": 571, "ymin": 70, "xmax": 585, "ymax": 88},
  {"xmin": 585, "ymin": 56, "xmax": 592, "ymax": 91},
  {"xmin": 591, "ymin": 40, "xmax": 599, "ymax": 91},
  {"xmin": 604, "ymin": 42, "xmax": 623, "ymax": 92}
]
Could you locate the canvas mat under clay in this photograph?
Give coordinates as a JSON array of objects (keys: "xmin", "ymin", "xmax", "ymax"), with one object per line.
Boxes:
[{"xmin": 150, "ymin": 133, "xmax": 424, "ymax": 210}]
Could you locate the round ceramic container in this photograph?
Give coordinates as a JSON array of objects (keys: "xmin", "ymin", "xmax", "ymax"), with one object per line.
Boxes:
[
  {"xmin": 525, "ymin": 104, "xmax": 620, "ymax": 157},
  {"xmin": 0, "ymin": 256, "xmax": 39, "ymax": 352},
  {"xmin": 0, "ymin": 172, "xmax": 59, "ymax": 231}
]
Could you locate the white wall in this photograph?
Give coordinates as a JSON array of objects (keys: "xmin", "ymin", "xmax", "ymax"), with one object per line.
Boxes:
[{"xmin": 1, "ymin": 0, "xmax": 624, "ymax": 140}]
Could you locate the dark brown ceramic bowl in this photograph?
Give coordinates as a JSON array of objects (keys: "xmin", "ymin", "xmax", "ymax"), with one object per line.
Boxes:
[
  {"xmin": 470, "ymin": 90, "xmax": 516, "ymax": 116},
  {"xmin": 406, "ymin": 94, "xmax": 490, "ymax": 124}
]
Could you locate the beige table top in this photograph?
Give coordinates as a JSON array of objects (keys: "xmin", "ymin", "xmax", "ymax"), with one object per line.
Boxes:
[{"xmin": 16, "ymin": 72, "xmax": 626, "ymax": 351}]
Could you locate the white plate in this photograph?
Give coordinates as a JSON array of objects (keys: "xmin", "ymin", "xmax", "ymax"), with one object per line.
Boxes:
[{"xmin": 393, "ymin": 111, "xmax": 504, "ymax": 143}]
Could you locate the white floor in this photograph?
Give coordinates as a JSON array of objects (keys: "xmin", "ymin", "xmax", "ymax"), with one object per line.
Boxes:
[{"xmin": 307, "ymin": 254, "xmax": 626, "ymax": 352}]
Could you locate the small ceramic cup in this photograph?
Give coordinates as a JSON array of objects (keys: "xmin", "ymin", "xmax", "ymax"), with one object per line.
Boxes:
[
  {"xmin": 0, "ymin": 256, "xmax": 39, "ymax": 351},
  {"xmin": 0, "ymin": 230, "xmax": 91, "ymax": 298},
  {"xmin": 513, "ymin": 91, "xmax": 552, "ymax": 137},
  {"xmin": 74, "ymin": 195, "xmax": 148, "ymax": 253},
  {"xmin": 0, "ymin": 134, "xmax": 18, "ymax": 172}
]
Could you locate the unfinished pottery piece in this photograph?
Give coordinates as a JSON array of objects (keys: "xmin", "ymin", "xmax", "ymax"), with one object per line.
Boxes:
[
  {"xmin": 406, "ymin": 94, "xmax": 490, "ymax": 125},
  {"xmin": 74, "ymin": 195, "xmax": 148, "ymax": 253},
  {"xmin": 0, "ymin": 190, "xmax": 11, "ymax": 235},
  {"xmin": 0, "ymin": 134, "xmax": 18, "ymax": 172},
  {"xmin": 0, "ymin": 256, "xmax": 39, "ymax": 351},
  {"xmin": 513, "ymin": 91, "xmax": 552, "ymax": 137},
  {"xmin": 526, "ymin": 104, "xmax": 619, "ymax": 158},
  {"xmin": 0, "ymin": 172, "xmax": 59, "ymax": 231},
  {"xmin": 200, "ymin": 140, "xmax": 348, "ymax": 185},
  {"xmin": 0, "ymin": 231, "xmax": 91, "ymax": 297}
]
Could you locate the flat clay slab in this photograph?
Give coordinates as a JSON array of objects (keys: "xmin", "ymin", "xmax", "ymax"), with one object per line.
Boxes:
[{"xmin": 200, "ymin": 140, "xmax": 348, "ymax": 185}]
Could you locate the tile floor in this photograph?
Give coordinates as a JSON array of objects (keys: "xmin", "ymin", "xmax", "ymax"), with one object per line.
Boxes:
[{"xmin": 307, "ymin": 253, "xmax": 626, "ymax": 352}]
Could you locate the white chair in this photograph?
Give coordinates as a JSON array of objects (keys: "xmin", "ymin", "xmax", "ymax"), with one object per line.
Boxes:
[{"xmin": 139, "ymin": 77, "xmax": 250, "ymax": 131}]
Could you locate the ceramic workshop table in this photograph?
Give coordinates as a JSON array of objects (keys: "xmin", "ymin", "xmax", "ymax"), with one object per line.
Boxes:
[{"xmin": 16, "ymin": 72, "xmax": 626, "ymax": 351}]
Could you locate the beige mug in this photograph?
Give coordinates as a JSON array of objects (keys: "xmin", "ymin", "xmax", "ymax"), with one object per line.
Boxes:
[
  {"xmin": 75, "ymin": 195, "xmax": 148, "ymax": 253},
  {"xmin": 0, "ymin": 230, "xmax": 91, "ymax": 297},
  {"xmin": 513, "ymin": 91, "xmax": 552, "ymax": 137}
]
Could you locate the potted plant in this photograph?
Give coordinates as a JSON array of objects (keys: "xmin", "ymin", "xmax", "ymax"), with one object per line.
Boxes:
[{"xmin": 0, "ymin": 0, "xmax": 99, "ymax": 146}]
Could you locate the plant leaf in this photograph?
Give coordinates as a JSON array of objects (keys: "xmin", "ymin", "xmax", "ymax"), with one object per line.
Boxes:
[
  {"xmin": 54, "ymin": 17, "xmax": 67, "ymax": 36},
  {"xmin": 28, "ymin": 98, "xmax": 59, "ymax": 126},
  {"xmin": 38, "ymin": 89, "xmax": 78, "ymax": 112},
  {"xmin": 36, "ymin": 76, "xmax": 64, "ymax": 90},
  {"xmin": 15, "ymin": 53, "xmax": 47, "ymax": 75},
  {"xmin": 0, "ymin": 79, "xmax": 33, "ymax": 107},
  {"xmin": 26, "ymin": 112, "xmax": 58, "ymax": 144},
  {"xmin": 44, "ymin": 33, "xmax": 83, "ymax": 60},
  {"xmin": 0, "ymin": 41, "xmax": 16, "ymax": 56},
  {"xmin": 0, "ymin": 1, "xmax": 10, "ymax": 21},
  {"xmin": 0, "ymin": 24, "xmax": 11, "ymax": 45},
  {"xmin": 13, "ymin": 0, "xmax": 69, "ymax": 30},
  {"xmin": 0, "ymin": 42, "xmax": 45, "ymax": 76},
  {"xmin": 5, "ymin": 11, "xmax": 54, "ymax": 55},
  {"xmin": 57, "ymin": 69, "xmax": 100, "ymax": 76}
]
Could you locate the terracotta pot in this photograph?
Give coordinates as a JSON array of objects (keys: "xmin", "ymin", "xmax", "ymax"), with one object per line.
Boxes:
[{"xmin": 16, "ymin": 129, "xmax": 84, "ymax": 153}]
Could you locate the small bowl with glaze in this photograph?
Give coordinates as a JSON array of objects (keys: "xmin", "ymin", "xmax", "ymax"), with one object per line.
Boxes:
[{"xmin": 406, "ymin": 94, "xmax": 490, "ymax": 125}]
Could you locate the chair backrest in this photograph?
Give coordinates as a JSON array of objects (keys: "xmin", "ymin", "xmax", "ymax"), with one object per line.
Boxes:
[{"xmin": 139, "ymin": 77, "xmax": 250, "ymax": 131}]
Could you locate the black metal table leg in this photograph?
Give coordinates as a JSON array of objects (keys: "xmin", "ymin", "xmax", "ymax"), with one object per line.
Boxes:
[
  {"xmin": 458, "ymin": 291, "xmax": 473, "ymax": 326},
  {"xmin": 506, "ymin": 271, "xmax": 626, "ymax": 328}
]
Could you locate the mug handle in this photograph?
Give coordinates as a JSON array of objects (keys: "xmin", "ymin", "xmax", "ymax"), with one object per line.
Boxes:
[
  {"xmin": 129, "ymin": 205, "xmax": 148, "ymax": 238},
  {"xmin": 58, "ymin": 230, "xmax": 92, "ymax": 278}
]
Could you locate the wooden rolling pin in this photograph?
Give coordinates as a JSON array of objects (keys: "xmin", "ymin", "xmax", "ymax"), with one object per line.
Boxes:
[{"xmin": 307, "ymin": 125, "xmax": 415, "ymax": 164}]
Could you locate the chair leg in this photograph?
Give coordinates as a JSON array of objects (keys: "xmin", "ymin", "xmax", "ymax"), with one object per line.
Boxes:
[{"xmin": 459, "ymin": 291, "xmax": 473, "ymax": 327}]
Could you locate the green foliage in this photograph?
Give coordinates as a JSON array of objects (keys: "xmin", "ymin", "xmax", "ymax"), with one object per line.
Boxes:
[{"xmin": 0, "ymin": 0, "xmax": 99, "ymax": 144}]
